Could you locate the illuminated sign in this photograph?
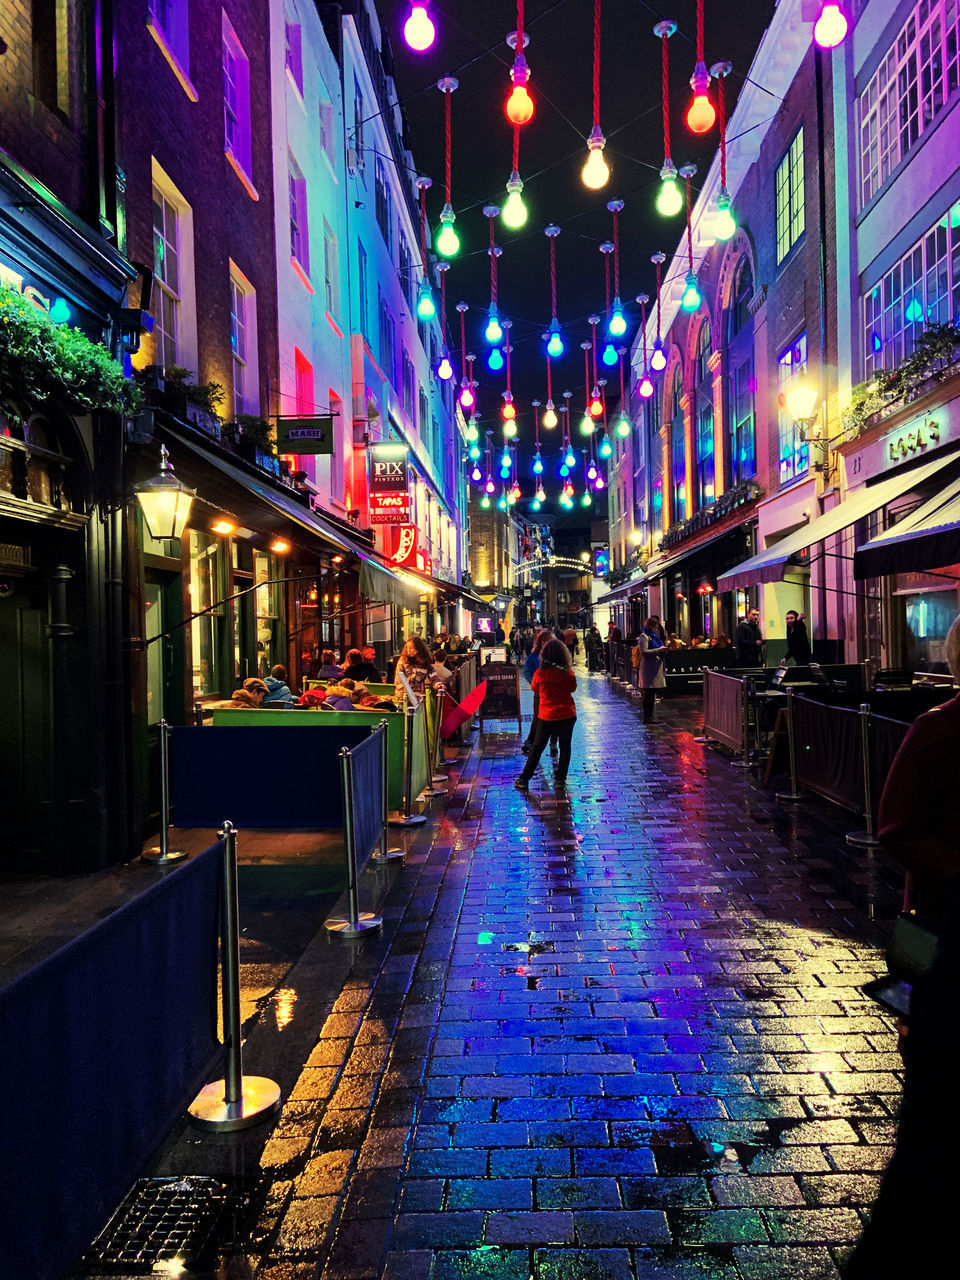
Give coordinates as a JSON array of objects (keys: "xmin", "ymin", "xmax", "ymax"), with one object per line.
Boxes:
[
  {"xmin": 887, "ymin": 419, "xmax": 940, "ymax": 463},
  {"xmin": 368, "ymin": 444, "xmax": 410, "ymax": 525},
  {"xmin": 276, "ymin": 415, "xmax": 334, "ymax": 454},
  {"xmin": 0, "ymin": 256, "xmax": 70, "ymax": 322},
  {"xmin": 390, "ymin": 524, "xmax": 419, "ymax": 567},
  {"xmin": 593, "ymin": 545, "xmax": 610, "ymax": 578}
]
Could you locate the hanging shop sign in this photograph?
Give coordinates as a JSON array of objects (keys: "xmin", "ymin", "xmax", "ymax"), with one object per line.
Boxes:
[
  {"xmin": 275, "ymin": 415, "xmax": 334, "ymax": 454},
  {"xmin": 368, "ymin": 443, "xmax": 411, "ymax": 525},
  {"xmin": 390, "ymin": 523, "xmax": 420, "ymax": 568}
]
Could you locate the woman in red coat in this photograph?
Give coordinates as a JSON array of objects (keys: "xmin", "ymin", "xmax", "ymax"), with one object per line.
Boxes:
[{"xmin": 515, "ymin": 639, "xmax": 577, "ymax": 790}]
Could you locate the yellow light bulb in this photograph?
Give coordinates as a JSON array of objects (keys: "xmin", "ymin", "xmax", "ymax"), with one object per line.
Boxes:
[{"xmin": 582, "ymin": 144, "xmax": 610, "ymax": 190}]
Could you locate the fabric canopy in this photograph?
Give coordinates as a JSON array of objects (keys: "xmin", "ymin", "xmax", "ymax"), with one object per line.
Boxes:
[
  {"xmin": 854, "ymin": 473, "xmax": 960, "ymax": 579},
  {"xmin": 358, "ymin": 560, "xmax": 423, "ymax": 609},
  {"xmin": 716, "ymin": 451, "xmax": 960, "ymax": 593}
]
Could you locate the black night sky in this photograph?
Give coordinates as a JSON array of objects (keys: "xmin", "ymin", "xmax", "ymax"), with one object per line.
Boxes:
[{"xmin": 377, "ymin": 0, "xmax": 776, "ymax": 516}]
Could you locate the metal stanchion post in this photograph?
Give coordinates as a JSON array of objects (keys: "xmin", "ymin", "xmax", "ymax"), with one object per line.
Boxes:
[
  {"xmin": 431, "ymin": 689, "xmax": 449, "ymax": 783},
  {"xmin": 732, "ymin": 677, "xmax": 754, "ymax": 768},
  {"xmin": 389, "ymin": 706, "xmax": 427, "ymax": 826},
  {"xmin": 375, "ymin": 719, "xmax": 404, "ymax": 861},
  {"xmin": 847, "ymin": 702, "xmax": 881, "ymax": 848},
  {"xmin": 142, "ymin": 720, "xmax": 187, "ymax": 865},
  {"xmin": 422, "ymin": 691, "xmax": 447, "ymax": 797},
  {"xmin": 775, "ymin": 686, "xmax": 807, "ymax": 802},
  {"xmin": 694, "ymin": 666, "xmax": 710, "ymax": 742},
  {"xmin": 189, "ymin": 821, "xmax": 281, "ymax": 1130},
  {"xmin": 326, "ymin": 750, "xmax": 382, "ymax": 936}
]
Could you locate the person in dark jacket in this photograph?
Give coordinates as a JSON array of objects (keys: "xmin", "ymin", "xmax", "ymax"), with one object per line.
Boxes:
[
  {"xmin": 516, "ymin": 639, "xmax": 577, "ymax": 789},
  {"xmin": 342, "ymin": 647, "xmax": 382, "ymax": 683},
  {"xmin": 783, "ymin": 610, "xmax": 812, "ymax": 664},
  {"xmin": 734, "ymin": 607, "xmax": 764, "ymax": 666}
]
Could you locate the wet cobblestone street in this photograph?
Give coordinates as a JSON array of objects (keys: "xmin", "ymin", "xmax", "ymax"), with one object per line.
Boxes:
[{"xmin": 251, "ymin": 674, "xmax": 901, "ymax": 1280}]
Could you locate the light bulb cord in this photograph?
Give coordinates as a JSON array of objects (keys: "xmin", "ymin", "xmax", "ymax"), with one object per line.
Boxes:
[
  {"xmin": 685, "ymin": 174, "xmax": 694, "ymax": 274},
  {"xmin": 546, "ymin": 350, "xmax": 553, "ymax": 402},
  {"xmin": 584, "ymin": 346, "xmax": 591, "ymax": 406},
  {"xmin": 661, "ymin": 28, "xmax": 671, "ymax": 161},
  {"xmin": 591, "ymin": 319, "xmax": 598, "ymax": 385},
  {"xmin": 444, "ymin": 85, "xmax": 452, "ymax": 205},
  {"xmin": 592, "ymin": 0, "xmax": 602, "ymax": 128},
  {"xmin": 419, "ymin": 185, "xmax": 428, "ymax": 270},
  {"xmin": 460, "ymin": 307, "xmax": 467, "ymax": 381},
  {"xmin": 505, "ymin": 329, "xmax": 512, "ymax": 394},
  {"xmin": 603, "ymin": 252, "xmax": 611, "ymax": 313},
  {"xmin": 640, "ymin": 299, "xmax": 649, "ymax": 367},
  {"xmin": 488, "ymin": 215, "xmax": 498, "ymax": 306},
  {"xmin": 516, "ymin": 0, "xmax": 524, "ymax": 54},
  {"xmin": 550, "ymin": 236, "xmax": 558, "ymax": 320},
  {"xmin": 512, "ymin": 122, "xmax": 520, "ymax": 174},
  {"xmin": 612, "ymin": 206, "xmax": 621, "ymax": 295},
  {"xmin": 440, "ymin": 266, "xmax": 448, "ymax": 343},
  {"xmin": 655, "ymin": 258, "xmax": 662, "ymax": 342},
  {"xmin": 718, "ymin": 74, "xmax": 727, "ymax": 188},
  {"xmin": 696, "ymin": 0, "xmax": 704, "ymax": 64}
]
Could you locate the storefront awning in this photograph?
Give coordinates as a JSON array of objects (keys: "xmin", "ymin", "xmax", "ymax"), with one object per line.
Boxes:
[
  {"xmin": 596, "ymin": 577, "xmax": 644, "ymax": 605},
  {"xmin": 716, "ymin": 451, "xmax": 960, "ymax": 593},
  {"xmin": 644, "ymin": 520, "xmax": 752, "ymax": 585},
  {"xmin": 854, "ymin": 473, "xmax": 960, "ymax": 579}
]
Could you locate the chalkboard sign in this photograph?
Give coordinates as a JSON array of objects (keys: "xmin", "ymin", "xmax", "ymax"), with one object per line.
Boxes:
[{"xmin": 478, "ymin": 662, "xmax": 522, "ymax": 731}]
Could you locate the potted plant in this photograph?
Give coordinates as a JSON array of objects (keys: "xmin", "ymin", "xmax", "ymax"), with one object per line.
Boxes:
[{"xmin": 233, "ymin": 413, "xmax": 275, "ymax": 461}]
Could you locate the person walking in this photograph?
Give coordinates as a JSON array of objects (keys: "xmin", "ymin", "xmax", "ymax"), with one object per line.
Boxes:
[
  {"xmin": 637, "ymin": 616, "xmax": 667, "ymax": 724},
  {"xmin": 734, "ymin": 606, "xmax": 764, "ymax": 666},
  {"xmin": 521, "ymin": 628, "xmax": 558, "ymax": 757},
  {"xmin": 515, "ymin": 639, "xmax": 577, "ymax": 790},
  {"xmin": 783, "ymin": 609, "xmax": 812, "ymax": 664}
]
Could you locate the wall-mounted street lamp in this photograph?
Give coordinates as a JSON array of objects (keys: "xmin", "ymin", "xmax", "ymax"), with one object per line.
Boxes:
[
  {"xmin": 785, "ymin": 380, "xmax": 819, "ymax": 440},
  {"xmin": 134, "ymin": 444, "xmax": 195, "ymax": 540}
]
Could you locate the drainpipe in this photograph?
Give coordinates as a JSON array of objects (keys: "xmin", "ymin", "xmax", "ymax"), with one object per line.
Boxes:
[{"xmin": 814, "ymin": 45, "xmax": 831, "ymax": 654}]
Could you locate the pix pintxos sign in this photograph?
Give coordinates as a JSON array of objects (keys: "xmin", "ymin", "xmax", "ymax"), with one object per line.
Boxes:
[{"xmin": 368, "ymin": 444, "xmax": 411, "ymax": 525}]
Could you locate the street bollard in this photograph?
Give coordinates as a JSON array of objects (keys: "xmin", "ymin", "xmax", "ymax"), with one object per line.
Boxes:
[
  {"xmin": 847, "ymin": 703, "xmax": 881, "ymax": 848},
  {"xmin": 389, "ymin": 705, "xmax": 427, "ymax": 826},
  {"xmin": 775, "ymin": 686, "xmax": 807, "ymax": 802},
  {"xmin": 142, "ymin": 720, "xmax": 187, "ymax": 865},
  {"xmin": 188, "ymin": 821, "xmax": 282, "ymax": 1130},
  {"xmin": 325, "ymin": 749, "xmax": 383, "ymax": 937}
]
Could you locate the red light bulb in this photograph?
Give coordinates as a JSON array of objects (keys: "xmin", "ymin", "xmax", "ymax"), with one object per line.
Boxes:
[
  {"xmin": 589, "ymin": 396, "xmax": 603, "ymax": 418},
  {"xmin": 502, "ymin": 402, "xmax": 516, "ymax": 421},
  {"xmin": 686, "ymin": 64, "xmax": 715, "ymax": 134},
  {"xmin": 505, "ymin": 83, "xmax": 534, "ymax": 126}
]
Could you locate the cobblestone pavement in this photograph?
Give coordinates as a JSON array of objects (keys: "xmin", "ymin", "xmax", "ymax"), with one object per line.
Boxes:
[{"xmin": 249, "ymin": 673, "xmax": 901, "ymax": 1280}]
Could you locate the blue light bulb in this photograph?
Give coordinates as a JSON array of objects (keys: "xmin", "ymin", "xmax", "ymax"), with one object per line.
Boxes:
[
  {"xmin": 546, "ymin": 330, "xmax": 564, "ymax": 358},
  {"xmin": 488, "ymin": 347, "xmax": 504, "ymax": 371},
  {"xmin": 602, "ymin": 343, "xmax": 618, "ymax": 367}
]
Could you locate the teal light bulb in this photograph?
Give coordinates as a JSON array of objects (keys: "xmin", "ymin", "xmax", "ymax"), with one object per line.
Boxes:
[
  {"xmin": 531, "ymin": 499, "xmax": 542, "ymax": 511},
  {"xmin": 680, "ymin": 271, "xmax": 701, "ymax": 312},
  {"xmin": 416, "ymin": 282, "xmax": 436, "ymax": 320},
  {"xmin": 488, "ymin": 347, "xmax": 504, "ymax": 371},
  {"xmin": 564, "ymin": 450, "xmax": 576, "ymax": 468},
  {"xmin": 560, "ymin": 464, "xmax": 569, "ymax": 478},
  {"xmin": 533, "ymin": 455, "xmax": 543, "ymax": 475},
  {"xmin": 599, "ymin": 438, "xmax": 613, "ymax": 458},
  {"xmin": 469, "ymin": 444, "xmax": 481, "ymax": 460},
  {"xmin": 616, "ymin": 414, "xmax": 631, "ymax": 438},
  {"xmin": 485, "ymin": 311, "xmax": 503, "ymax": 344},
  {"xmin": 608, "ymin": 306, "xmax": 626, "ymax": 338},
  {"xmin": 602, "ymin": 343, "xmax": 618, "ymax": 367}
]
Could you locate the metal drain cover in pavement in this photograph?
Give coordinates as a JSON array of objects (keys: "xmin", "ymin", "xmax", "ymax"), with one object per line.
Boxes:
[{"xmin": 80, "ymin": 1176, "xmax": 262, "ymax": 1275}]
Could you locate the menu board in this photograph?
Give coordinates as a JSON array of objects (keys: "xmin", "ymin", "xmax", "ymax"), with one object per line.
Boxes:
[{"xmin": 478, "ymin": 662, "xmax": 521, "ymax": 730}]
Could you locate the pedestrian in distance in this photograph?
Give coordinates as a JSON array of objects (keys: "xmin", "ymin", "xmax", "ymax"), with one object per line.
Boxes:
[
  {"xmin": 636, "ymin": 616, "xmax": 667, "ymax": 723},
  {"xmin": 783, "ymin": 609, "xmax": 812, "ymax": 664},
  {"xmin": 562, "ymin": 625, "xmax": 579, "ymax": 662},
  {"xmin": 515, "ymin": 638, "xmax": 577, "ymax": 790},
  {"xmin": 734, "ymin": 606, "xmax": 764, "ymax": 667}
]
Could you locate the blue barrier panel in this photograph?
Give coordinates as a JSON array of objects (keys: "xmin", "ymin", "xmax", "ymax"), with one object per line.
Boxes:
[
  {"xmin": 0, "ymin": 842, "xmax": 223, "ymax": 1280},
  {"xmin": 348, "ymin": 729, "xmax": 385, "ymax": 874},
  {"xmin": 170, "ymin": 724, "xmax": 369, "ymax": 828}
]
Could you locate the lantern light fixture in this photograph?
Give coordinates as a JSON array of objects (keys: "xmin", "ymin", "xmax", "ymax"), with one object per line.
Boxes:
[{"xmin": 135, "ymin": 444, "xmax": 196, "ymax": 541}]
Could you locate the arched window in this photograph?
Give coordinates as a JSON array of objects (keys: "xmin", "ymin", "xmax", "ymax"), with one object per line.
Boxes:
[
  {"xmin": 669, "ymin": 366, "xmax": 686, "ymax": 522},
  {"xmin": 694, "ymin": 323, "xmax": 715, "ymax": 507},
  {"xmin": 725, "ymin": 258, "xmax": 756, "ymax": 485}
]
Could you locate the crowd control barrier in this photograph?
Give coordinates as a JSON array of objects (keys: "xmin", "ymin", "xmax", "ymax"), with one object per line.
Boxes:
[
  {"xmin": 702, "ymin": 669, "xmax": 746, "ymax": 755},
  {"xmin": 143, "ymin": 719, "xmax": 187, "ymax": 865},
  {"xmin": 390, "ymin": 697, "xmax": 431, "ymax": 826},
  {"xmin": 325, "ymin": 721, "xmax": 390, "ymax": 937},
  {"xmin": 0, "ymin": 841, "xmax": 223, "ymax": 1280}
]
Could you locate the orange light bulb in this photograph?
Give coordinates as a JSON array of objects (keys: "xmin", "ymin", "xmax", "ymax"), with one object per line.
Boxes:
[{"xmin": 505, "ymin": 83, "xmax": 534, "ymax": 126}]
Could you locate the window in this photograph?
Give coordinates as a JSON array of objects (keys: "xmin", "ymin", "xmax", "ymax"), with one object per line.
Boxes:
[
  {"xmin": 694, "ymin": 323, "xmax": 715, "ymax": 507},
  {"xmin": 730, "ymin": 357, "xmax": 756, "ymax": 484},
  {"xmin": 32, "ymin": 0, "xmax": 70, "ymax": 116},
  {"xmin": 863, "ymin": 198, "xmax": 960, "ymax": 377},
  {"xmin": 399, "ymin": 239, "xmax": 414, "ymax": 312},
  {"xmin": 285, "ymin": 12, "xmax": 303, "ymax": 95},
  {"xmin": 777, "ymin": 333, "xmax": 810, "ymax": 486},
  {"xmin": 375, "ymin": 159, "xmax": 393, "ymax": 251},
  {"xmin": 859, "ymin": 0, "xmax": 960, "ymax": 206},
  {"xmin": 353, "ymin": 85, "xmax": 365, "ymax": 177},
  {"xmin": 229, "ymin": 268, "xmax": 257, "ymax": 416},
  {"xmin": 323, "ymin": 221, "xmax": 338, "ymax": 317},
  {"xmin": 318, "ymin": 97, "xmax": 335, "ymax": 161},
  {"xmin": 222, "ymin": 13, "xmax": 253, "ymax": 185},
  {"xmin": 288, "ymin": 153, "xmax": 309, "ymax": 276},
  {"xmin": 189, "ymin": 530, "xmax": 227, "ymax": 699},
  {"xmin": 402, "ymin": 351, "xmax": 415, "ymax": 420},
  {"xmin": 147, "ymin": 0, "xmax": 194, "ymax": 97},
  {"xmin": 357, "ymin": 241, "xmax": 369, "ymax": 340},
  {"xmin": 728, "ymin": 258, "xmax": 754, "ymax": 342},
  {"xmin": 648, "ymin": 394, "xmax": 663, "ymax": 536},
  {"xmin": 669, "ymin": 369, "xmax": 686, "ymax": 522},
  {"xmin": 152, "ymin": 187, "xmax": 181, "ymax": 369},
  {"xmin": 377, "ymin": 288, "xmax": 396, "ymax": 386},
  {"xmin": 294, "ymin": 348, "xmax": 314, "ymax": 415},
  {"xmin": 776, "ymin": 128, "xmax": 805, "ymax": 264},
  {"xmin": 418, "ymin": 388, "xmax": 429, "ymax": 440}
]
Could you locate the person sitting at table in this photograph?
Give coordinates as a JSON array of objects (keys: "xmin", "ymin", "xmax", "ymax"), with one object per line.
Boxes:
[
  {"xmin": 322, "ymin": 678, "xmax": 360, "ymax": 711},
  {"xmin": 315, "ymin": 649, "xmax": 342, "ymax": 680},
  {"xmin": 230, "ymin": 677, "xmax": 269, "ymax": 707},
  {"xmin": 342, "ymin": 647, "xmax": 382, "ymax": 683},
  {"xmin": 262, "ymin": 664, "xmax": 297, "ymax": 707}
]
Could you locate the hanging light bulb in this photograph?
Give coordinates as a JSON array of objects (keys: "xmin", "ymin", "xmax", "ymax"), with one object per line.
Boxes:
[
  {"xmin": 595, "ymin": 475, "xmax": 605, "ymax": 490},
  {"xmin": 471, "ymin": 465, "xmax": 482, "ymax": 482},
  {"xmin": 531, "ymin": 498, "xmax": 542, "ymax": 511},
  {"xmin": 686, "ymin": 64, "xmax": 715, "ymax": 134},
  {"xmin": 601, "ymin": 343, "xmax": 618, "ymax": 367},
  {"xmin": 466, "ymin": 417, "xmax": 480, "ymax": 441},
  {"xmin": 503, "ymin": 421, "xmax": 518, "ymax": 439},
  {"xmin": 582, "ymin": 126, "xmax": 610, "ymax": 190},
  {"xmin": 485, "ymin": 306, "xmax": 503, "ymax": 344},
  {"xmin": 657, "ymin": 161, "xmax": 684, "ymax": 217},
  {"xmin": 560, "ymin": 463, "xmax": 570, "ymax": 478},
  {"xmin": 469, "ymin": 444, "xmax": 481, "ymax": 461},
  {"xmin": 580, "ymin": 414, "xmax": 594, "ymax": 436},
  {"xmin": 485, "ymin": 478, "xmax": 495, "ymax": 493},
  {"xmin": 500, "ymin": 448, "xmax": 512, "ymax": 469},
  {"xmin": 536, "ymin": 484, "xmax": 546, "ymax": 501},
  {"xmin": 564, "ymin": 480, "xmax": 575, "ymax": 497},
  {"xmin": 437, "ymin": 352, "xmax": 454, "ymax": 380},
  {"xmin": 680, "ymin": 271, "xmax": 701, "ymax": 312},
  {"xmin": 498, "ymin": 495, "xmax": 508, "ymax": 509},
  {"xmin": 488, "ymin": 347, "xmax": 504, "ymax": 372},
  {"xmin": 505, "ymin": 47, "xmax": 534, "ymax": 125},
  {"xmin": 587, "ymin": 461, "xmax": 598, "ymax": 481},
  {"xmin": 599, "ymin": 437, "xmax": 613, "ymax": 459},
  {"xmin": 543, "ymin": 401, "xmax": 558, "ymax": 429},
  {"xmin": 564, "ymin": 448, "xmax": 576, "ymax": 468},
  {"xmin": 650, "ymin": 339, "xmax": 667, "ymax": 372},
  {"xmin": 545, "ymin": 320, "xmax": 564, "ymax": 358},
  {"xmin": 813, "ymin": 2, "xmax": 848, "ymax": 49},
  {"xmin": 608, "ymin": 301, "xmax": 627, "ymax": 338},
  {"xmin": 459, "ymin": 382, "xmax": 475, "ymax": 408},
  {"xmin": 715, "ymin": 187, "xmax": 737, "ymax": 241},
  {"xmin": 617, "ymin": 414, "xmax": 631, "ymax": 438},
  {"xmin": 512, "ymin": 483, "xmax": 521, "ymax": 500},
  {"xmin": 416, "ymin": 281, "xmax": 436, "ymax": 320},
  {"xmin": 581, "ymin": 491, "xmax": 593, "ymax": 507},
  {"xmin": 589, "ymin": 391, "xmax": 603, "ymax": 418},
  {"xmin": 501, "ymin": 396, "xmax": 516, "ymax": 423},
  {"xmin": 436, "ymin": 205, "xmax": 460, "ymax": 258},
  {"xmin": 480, "ymin": 494, "xmax": 491, "ymax": 508},
  {"xmin": 639, "ymin": 374, "xmax": 655, "ymax": 398},
  {"xmin": 533, "ymin": 454, "xmax": 544, "ymax": 475},
  {"xmin": 403, "ymin": 1, "xmax": 435, "ymax": 51},
  {"xmin": 502, "ymin": 174, "xmax": 528, "ymax": 229}
]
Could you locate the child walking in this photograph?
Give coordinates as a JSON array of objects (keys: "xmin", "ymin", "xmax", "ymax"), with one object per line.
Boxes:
[{"xmin": 515, "ymin": 639, "xmax": 577, "ymax": 790}]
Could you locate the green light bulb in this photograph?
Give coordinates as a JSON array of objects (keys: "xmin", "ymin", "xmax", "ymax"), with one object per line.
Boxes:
[
  {"xmin": 436, "ymin": 220, "xmax": 460, "ymax": 257},
  {"xmin": 715, "ymin": 189, "xmax": 737, "ymax": 242},
  {"xmin": 502, "ymin": 175, "xmax": 528, "ymax": 230},
  {"xmin": 579, "ymin": 415, "xmax": 595, "ymax": 436},
  {"xmin": 616, "ymin": 414, "xmax": 631, "ymax": 438},
  {"xmin": 656, "ymin": 167, "xmax": 683, "ymax": 217}
]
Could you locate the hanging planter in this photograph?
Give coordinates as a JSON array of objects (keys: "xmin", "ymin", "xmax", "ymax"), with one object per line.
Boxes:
[{"xmin": 0, "ymin": 285, "xmax": 140, "ymax": 421}]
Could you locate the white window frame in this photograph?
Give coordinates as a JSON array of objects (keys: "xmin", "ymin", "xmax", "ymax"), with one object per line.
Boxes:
[
  {"xmin": 288, "ymin": 152, "xmax": 310, "ymax": 286},
  {"xmin": 146, "ymin": 0, "xmax": 197, "ymax": 101},
  {"xmin": 150, "ymin": 161, "xmax": 198, "ymax": 376},
  {"xmin": 222, "ymin": 11, "xmax": 257, "ymax": 199},
  {"xmin": 323, "ymin": 220, "xmax": 338, "ymax": 318},
  {"xmin": 229, "ymin": 263, "xmax": 258, "ymax": 418},
  {"xmin": 285, "ymin": 10, "xmax": 303, "ymax": 97},
  {"xmin": 775, "ymin": 128, "xmax": 804, "ymax": 265},
  {"xmin": 858, "ymin": 0, "xmax": 960, "ymax": 208},
  {"xmin": 777, "ymin": 333, "xmax": 810, "ymax": 487}
]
